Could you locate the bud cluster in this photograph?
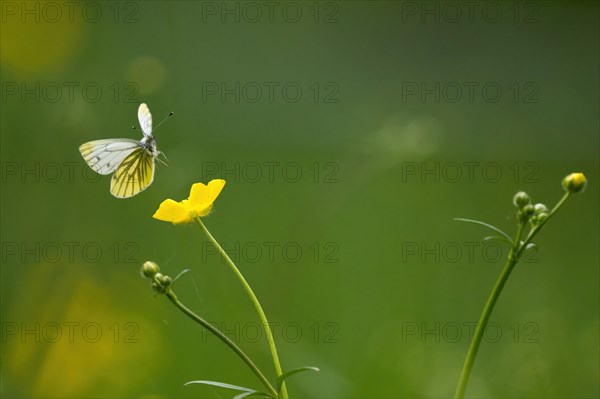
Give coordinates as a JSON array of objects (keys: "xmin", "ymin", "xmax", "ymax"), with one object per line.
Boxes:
[{"xmin": 142, "ymin": 261, "xmax": 173, "ymax": 294}]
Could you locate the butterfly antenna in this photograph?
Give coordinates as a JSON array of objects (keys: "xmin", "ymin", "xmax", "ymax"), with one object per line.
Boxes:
[{"xmin": 154, "ymin": 111, "xmax": 174, "ymax": 132}]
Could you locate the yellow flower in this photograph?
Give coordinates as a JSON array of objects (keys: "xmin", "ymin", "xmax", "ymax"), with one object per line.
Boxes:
[
  {"xmin": 153, "ymin": 179, "xmax": 226, "ymax": 224},
  {"xmin": 562, "ymin": 172, "xmax": 587, "ymax": 194}
]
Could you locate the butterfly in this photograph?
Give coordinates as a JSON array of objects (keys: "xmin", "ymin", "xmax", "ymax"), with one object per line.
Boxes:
[{"xmin": 79, "ymin": 103, "xmax": 164, "ymax": 198}]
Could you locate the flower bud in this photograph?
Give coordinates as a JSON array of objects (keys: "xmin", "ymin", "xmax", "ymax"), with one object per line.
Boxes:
[
  {"xmin": 142, "ymin": 261, "xmax": 160, "ymax": 278},
  {"xmin": 513, "ymin": 191, "xmax": 531, "ymax": 208},
  {"xmin": 533, "ymin": 203, "xmax": 548, "ymax": 215},
  {"xmin": 562, "ymin": 172, "xmax": 587, "ymax": 193},
  {"xmin": 155, "ymin": 273, "xmax": 166, "ymax": 284},
  {"xmin": 518, "ymin": 203, "xmax": 535, "ymax": 223},
  {"xmin": 535, "ymin": 212, "xmax": 549, "ymax": 223},
  {"xmin": 522, "ymin": 204, "xmax": 535, "ymax": 217}
]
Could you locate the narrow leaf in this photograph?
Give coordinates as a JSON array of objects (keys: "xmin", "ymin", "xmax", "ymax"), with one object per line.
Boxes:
[
  {"xmin": 277, "ymin": 367, "xmax": 320, "ymax": 392},
  {"xmin": 234, "ymin": 392, "xmax": 273, "ymax": 399},
  {"xmin": 185, "ymin": 380, "xmax": 255, "ymax": 393},
  {"xmin": 453, "ymin": 218, "xmax": 513, "ymax": 243},
  {"xmin": 185, "ymin": 381, "xmax": 274, "ymax": 399},
  {"xmin": 172, "ymin": 268, "xmax": 190, "ymax": 284},
  {"xmin": 483, "ymin": 235, "xmax": 512, "ymax": 245}
]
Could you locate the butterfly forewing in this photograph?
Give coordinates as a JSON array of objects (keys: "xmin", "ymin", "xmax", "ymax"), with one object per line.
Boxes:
[
  {"xmin": 79, "ymin": 139, "xmax": 141, "ymax": 175},
  {"xmin": 138, "ymin": 103, "xmax": 153, "ymax": 137},
  {"xmin": 110, "ymin": 147, "xmax": 155, "ymax": 198}
]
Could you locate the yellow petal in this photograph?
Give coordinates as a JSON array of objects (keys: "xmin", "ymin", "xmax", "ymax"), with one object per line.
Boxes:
[
  {"xmin": 196, "ymin": 204, "xmax": 214, "ymax": 217},
  {"xmin": 152, "ymin": 199, "xmax": 191, "ymax": 224},
  {"xmin": 189, "ymin": 179, "xmax": 226, "ymax": 212}
]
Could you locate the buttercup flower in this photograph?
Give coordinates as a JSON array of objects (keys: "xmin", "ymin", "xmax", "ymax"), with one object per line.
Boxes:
[{"xmin": 153, "ymin": 179, "xmax": 226, "ymax": 224}]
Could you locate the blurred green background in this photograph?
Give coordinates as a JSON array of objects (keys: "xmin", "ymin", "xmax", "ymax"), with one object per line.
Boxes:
[{"xmin": 1, "ymin": 1, "xmax": 598, "ymax": 398}]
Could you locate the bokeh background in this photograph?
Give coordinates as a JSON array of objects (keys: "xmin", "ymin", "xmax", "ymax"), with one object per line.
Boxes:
[{"xmin": 1, "ymin": 1, "xmax": 598, "ymax": 398}]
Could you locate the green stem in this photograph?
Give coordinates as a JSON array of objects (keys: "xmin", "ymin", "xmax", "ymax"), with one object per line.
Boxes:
[
  {"xmin": 454, "ymin": 192, "xmax": 571, "ymax": 398},
  {"xmin": 196, "ymin": 218, "xmax": 289, "ymax": 399},
  {"xmin": 519, "ymin": 192, "xmax": 570, "ymax": 255},
  {"xmin": 160, "ymin": 284, "xmax": 278, "ymax": 398},
  {"xmin": 454, "ymin": 230, "xmax": 521, "ymax": 398}
]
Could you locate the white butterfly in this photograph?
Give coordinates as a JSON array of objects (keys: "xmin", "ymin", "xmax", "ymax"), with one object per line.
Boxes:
[{"xmin": 79, "ymin": 103, "xmax": 163, "ymax": 198}]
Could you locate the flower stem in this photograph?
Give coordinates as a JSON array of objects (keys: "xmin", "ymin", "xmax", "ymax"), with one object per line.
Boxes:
[
  {"xmin": 454, "ymin": 243, "xmax": 519, "ymax": 398},
  {"xmin": 454, "ymin": 192, "xmax": 571, "ymax": 398},
  {"xmin": 161, "ymin": 285, "xmax": 278, "ymax": 397},
  {"xmin": 196, "ymin": 218, "xmax": 288, "ymax": 399},
  {"xmin": 519, "ymin": 192, "xmax": 570, "ymax": 253}
]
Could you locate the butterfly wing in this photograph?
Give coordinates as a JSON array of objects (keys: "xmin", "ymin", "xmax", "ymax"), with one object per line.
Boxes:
[
  {"xmin": 138, "ymin": 103, "xmax": 153, "ymax": 138},
  {"xmin": 80, "ymin": 104, "xmax": 159, "ymax": 198},
  {"xmin": 79, "ymin": 139, "xmax": 142, "ymax": 175},
  {"xmin": 110, "ymin": 147, "xmax": 156, "ymax": 198}
]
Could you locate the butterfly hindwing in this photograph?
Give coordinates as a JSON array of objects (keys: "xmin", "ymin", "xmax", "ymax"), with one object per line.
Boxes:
[{"xmin": 110, "ymin": 147, "xmax": 155, "ymax": 198}]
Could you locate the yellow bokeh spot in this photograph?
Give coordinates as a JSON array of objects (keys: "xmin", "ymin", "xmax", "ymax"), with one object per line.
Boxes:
[
  {"xmin": 1, "ymin": 2, "xmax": 85, "ymax": 77},
  {"xmin": 2, "ymin": 264, "xmax": 162, "ymax": 397},
  {"xmin": 126, "ymin": 56, "xmax": 168, "ymax": 95}
]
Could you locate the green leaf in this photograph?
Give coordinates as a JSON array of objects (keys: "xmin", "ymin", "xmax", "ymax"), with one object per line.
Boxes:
[
  {"xmin": 454, "ymin": 218, "xmax": 513, "ymax": 243},
  {"xmin": 277, "ymin": 367, "xmax": 320, "ymax": 393},
  {"xmin": 234, "ymin": 392, "xmax": 272, "ymax": 399},
  {"xmin": 184, "ymin": 380, "xmax": 273, "ymax": 399},
  {"xmin": 483, "ymin": 235, "xmax": 512, "ymax": 245},
  {"xmin": 172, "ymin": 268, "xmax": 190, "ymax": 283}
]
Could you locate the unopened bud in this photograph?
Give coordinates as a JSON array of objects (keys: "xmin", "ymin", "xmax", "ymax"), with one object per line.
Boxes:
[
  {"xmin": 562, "ymin": 173, "xmax": 587, "ymax": 194},
  {"xmin": 513, "ymin": 191, "xmax": 531, "ymax": 208},
  {"xmin": 142, "ymin": 261, "xmax": 160, "ymax": 278}
]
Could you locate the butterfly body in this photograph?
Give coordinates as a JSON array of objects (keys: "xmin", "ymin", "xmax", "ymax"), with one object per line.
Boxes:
[{"xmin": 79, "ymin": 103, "xmax": 161, "ymax": 198}]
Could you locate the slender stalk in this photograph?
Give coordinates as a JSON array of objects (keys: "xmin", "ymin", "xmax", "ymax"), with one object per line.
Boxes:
[
  {"xmin": 196, "ymin": 218, "xmax": 288, "ymax": 399},
  {"xmin": 454, "ymin": 238, "xmax": 520, "ymax": 398},
  {"xmin": 519, "ymin": 192, "xmax": 570, "ymax": 254},
  {"xmin": 454, "ymin": 192, "xmax": 571, "ymax": 398},
  {"xmin": 159, "ymin": 285, "xmax": 278, "ymax": 397}
]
